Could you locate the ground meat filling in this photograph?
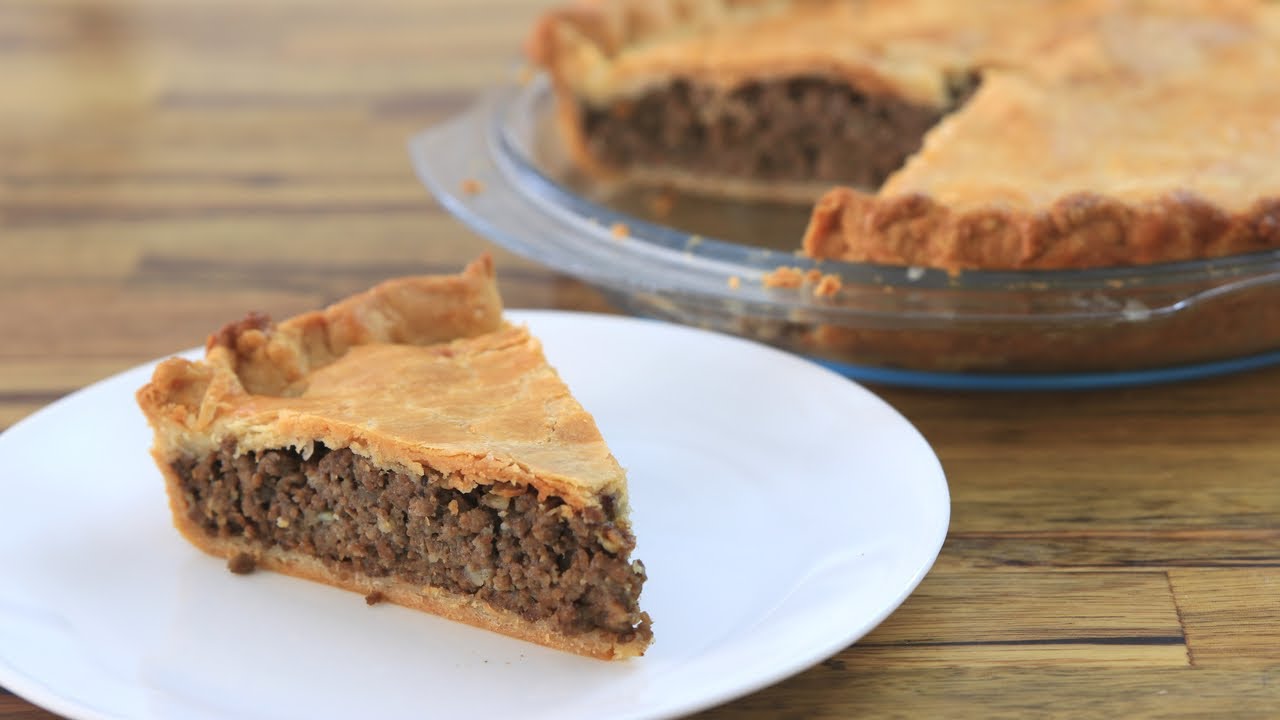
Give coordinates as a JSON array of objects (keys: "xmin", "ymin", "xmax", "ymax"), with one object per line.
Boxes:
[
  {"xmin": 173, "ymin": 443, "xmax": 651, "ymax": 642},
  {"xmin": 582, "ymin": 74, "xmax": 980, "ymax": 189}
]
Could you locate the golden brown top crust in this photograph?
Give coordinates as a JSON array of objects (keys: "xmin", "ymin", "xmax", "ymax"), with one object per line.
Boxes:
[
  {"xmin": 528, "ymin": 0, "xmax": 1223, "ymax": 106},
  {"xmin": 528, "ymin": 0, "xmax": 779, "ymax": 77},
  {"xmin": 881, "ymin": 13, "xmax": 1280, "ymax": 214},
  {"xmin": 204, "ymin": 255, "xmax": 503, "ymax": 397},
  {"xmin": 800, "ymin": 11, "xmax": 1280, "ymax": 271},
  {"xmin": 137, "ymin": 257, "xmax": 630, "ymax": 509},
  {"xmin": 532, "ymin": 0, "xmax": 1277, "ymax": 106}
]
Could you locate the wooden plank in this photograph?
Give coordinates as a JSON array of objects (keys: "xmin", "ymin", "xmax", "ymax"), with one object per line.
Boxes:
[
  {"xmin": 849, "ymin": 643, "xmax": 1188, "ymax": 669},
  {"xmin": 939, "ymin": 532, "xmax": 1280, "ymax": 570},
  {"xmin": 0, "ymin": 239, "xmax": 140, "ymax": 283},
  {"xmin": 0, "ymin": 125, "xmax": 431, "ymax": 182},
  {"xmin": 941, "ymin": 455, "xmax": 1280, "ymax": 533},
  {"xmin": 1, "ymin": 217, "xmax": 475, "ymax": 280},
  {"xmin": 880, "ymin": 376, "xmax": 1280, "ymax": 424},
  {"xmin": 1170, "ymin": 569, "xmax": 1280, "ymax": 666},
  {"xmin": 881, "ymin": 386, "xmax": 1280, "ymax": 484},
  {"xmin": 0, "ymin": 286, "xmax": 324, "ymax": 360},
  {"xmin": 0, "ymin": 360, "xmax": 133, "ymax": 395},
  {"xmin": 695, "ymin": 666, "xmax": 1280, "ymax": 719},
  {"xmin": 851, "ymin": 570, "xmax": 1187, "ymax": 668},
  {"xmin": 0, "ymin": 359, "xmax": 136, "ymax": 434},
  {"xmin": 0, "ymin": 260, "xmax": 610, "ymax": 361},
  {"xmin": 0, "ymin": 402, "xmax": 48, "ymax": 432},
  {"xmin": 0, "ymin": 694, "xmax": 59, "ymax": 720},
  {"xmin": 126, "ymin": 216, "xmax": 498, "ymax": 269},
  {"xmin": 1, "ymin": 179, "xmax": 431, "ymax": 225}
]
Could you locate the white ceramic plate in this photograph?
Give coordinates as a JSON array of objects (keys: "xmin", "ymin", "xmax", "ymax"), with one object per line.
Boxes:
[{"xmin": 0, "ymin": 311, "xmax": 948, "ymax": 720}]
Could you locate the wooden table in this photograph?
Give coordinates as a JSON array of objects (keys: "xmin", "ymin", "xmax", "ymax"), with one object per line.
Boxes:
[{"xmin": 3, "ymin": 1, "xmax": 1279, "ymax": 717}]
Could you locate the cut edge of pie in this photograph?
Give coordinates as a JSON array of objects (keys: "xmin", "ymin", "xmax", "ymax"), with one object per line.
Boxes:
[
  {"xmin": 136, "ymin": 256, "xmax": 653, "ymax": 659},
  {"xmin": 529, "ymin": 0, "xmax": 1280, "ymax": 271},
  {"xmin": 527, "ymin": 0, "xmax": 975, "ymax": 202}
]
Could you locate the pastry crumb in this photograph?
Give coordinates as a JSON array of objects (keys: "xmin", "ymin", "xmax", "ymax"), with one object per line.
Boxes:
[
  {"xmin": 813, "ymin": 274, "xmax": 843, "ymax": 297},
  {"xmin": 365, "ymin": 590, "xmax": 386, "ymax": 606},
  {"xmin": 762, "ymin": 266, "xmax": 805, "ymax": 289},
  {"xmin": 461, "ymin": 178, "xmax": 484, "ymax": 195},
  {"xmin": 763, "ymin": 265, "xmax": 843, "ymax": 297},
  {"xmin": 610, "ymin": 222, "xmax": 630, "ymax": 240},
  {"xmin": 227, "ymin": 553, "xmax": 257, "ymax": 575},
  {"xmin": 727, "ymin": 275, "xmax": 741, "ymax": 290}
]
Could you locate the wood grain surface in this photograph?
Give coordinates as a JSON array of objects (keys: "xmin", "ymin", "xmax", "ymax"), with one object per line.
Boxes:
[{"xmin": 3, "ymin": 1, "xmax": 1279, "ymax": 718}]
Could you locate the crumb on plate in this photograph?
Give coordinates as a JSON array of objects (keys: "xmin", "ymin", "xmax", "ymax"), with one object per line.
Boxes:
[{"xmin": 227, "ymin": 552, "xmax": 257, "ymax": 575}]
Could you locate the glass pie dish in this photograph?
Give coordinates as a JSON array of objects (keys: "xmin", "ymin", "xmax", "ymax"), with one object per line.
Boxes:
[{"xmin": 409, "ymin": 77, "xmax": 1280, "ymax": 390}]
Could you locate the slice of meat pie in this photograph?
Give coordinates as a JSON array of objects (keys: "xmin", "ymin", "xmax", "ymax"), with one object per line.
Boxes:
[{"xmin": 137, "ymin": 257, "xmax": 652, "ymax": 659}]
